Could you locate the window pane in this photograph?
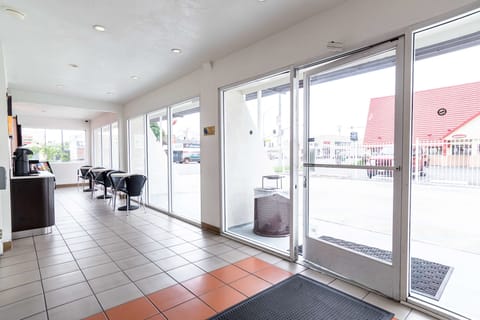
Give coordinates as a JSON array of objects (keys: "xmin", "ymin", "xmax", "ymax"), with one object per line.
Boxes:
[
  {"xmin": 128, "ymin": 116, "xmax": 146, "ymax": 174},
  {"xmin": 94, "ymin": 128, "xmax": 102, "ymax": 167},
  {"xmin": 111, "ymin": 122, "xmax": 119, "ymax": 169},
  {"xmin": 147, "ymin": 110, "xmax": 169, "ymax": 210},
  {"xmin": 22, "ymin": 128, "xmax": 45, "ymax": 160},
  {"xmin": 102, "ymin": 125, "xmax": 111, "ymax": 168},
  {"xmin": 223, "ymin": 72, "xmax": 291, "ymax": 252},
  {"xmin": 63, "ymin": 130, "xmax": 86, "ymax": 161},
  {"xmin": 171, "ymin": 99, "xmax": 201, "ymax": 221},
  {"xmin": 45, "ymin": 129, "xmax": 65, "ymax": 162}
]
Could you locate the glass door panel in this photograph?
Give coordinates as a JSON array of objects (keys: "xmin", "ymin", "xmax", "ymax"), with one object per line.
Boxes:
[
  {"xmin": 410, "ymin": 10, "xmax": 480, "ymax": 319},
  {"xmin": 147, "ymin": 109, "xmax": 170, "ymax": 211},
  {"xmin": 171, "ymin": 99, "xmax": 201, "ymax": 222},
  {"xmin": 304, "ymin": 42, "xmax": 402, "ymax": 298},
  {"xmin": 223, "ymin": 71, "xmax": 292, "ymax": 255}
]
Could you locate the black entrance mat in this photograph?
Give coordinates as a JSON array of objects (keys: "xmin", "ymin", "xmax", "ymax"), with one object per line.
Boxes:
[
  {"xmin": 209, "ymin": 274, "xmax": 394, "ymax": 320},
  {"xmin": 319, "ymin": 236, "xmax": 453, "ymax": 300}
]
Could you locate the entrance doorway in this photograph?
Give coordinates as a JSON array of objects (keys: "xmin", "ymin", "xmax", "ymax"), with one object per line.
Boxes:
[{"xmin": 302, "ymin": 40, "xmax": 404, "ymax": 298}]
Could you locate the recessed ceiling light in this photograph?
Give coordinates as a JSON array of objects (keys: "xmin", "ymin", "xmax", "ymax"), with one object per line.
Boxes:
[
  {"xmin": 56, "ymin": 84, "xmax": 64, "ymax": 88},
  {"xmin": 69, "ymin": 63, "xmax": 79, "ymax": 68},
  {"xmin": 130, "ymin": 75, "xmax": 139, "ymax": 80},
  {"xmin": 171, "ymin": 48, "xmax": 182, "ymax": 54},
  {"xmin": 93, "ymin": 24, "xmax": 106, "ymax": 32},
  {"xmin": 4, "ymin": 7, "xmax": 26, "ymax": 20},
  {"xmin": 258, "ymin": 0, "xmax": 266, "ymax": 2},
  {"xmin": 106, "ymin": 91, "xmax": 113, "ymax": 95}
]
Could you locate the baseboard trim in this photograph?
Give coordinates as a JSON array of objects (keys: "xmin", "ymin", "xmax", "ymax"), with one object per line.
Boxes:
[
  {"xmin": 56, "ymin": 183, "xmax": 77, "ymax": 188},
  {"xmin": 201, "ymin": 222, "xmax": 220, "ymax": 235},
  {"xmin": 3, "ymin": 241, "xmax": 12, "ymax": 252}
]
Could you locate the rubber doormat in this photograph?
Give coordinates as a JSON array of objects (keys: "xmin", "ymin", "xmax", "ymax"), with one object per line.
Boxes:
[
  {"xmin": 319, "ymin": 236, "xmax": 453, "ymax": 300},
  {"xmin": 209, "ymin": 274, "xmax": 394, "ymax": 320}
]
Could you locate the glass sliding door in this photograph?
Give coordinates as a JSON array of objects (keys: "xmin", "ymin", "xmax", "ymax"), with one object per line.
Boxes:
[
  {"xmin": 171, "ymin": 99, "xmax": 201, "ymax": 222},
  {"xmin": 128, "ymin": 115, "xmax": 146, "ymax": 174},
  {"xmin": 147, "ymin": 109, "xmax": 170, "ymax": 211},
  {"xmin": 410, "ymin": 10, "xmax": 480, "ymax": 319},
  {"xmin": 303, "ymin": 41, "xmax": 403, "ymax": 298},
  {"xmin": 222, "ymin": 71, "xmax": 293, "ymax": 255}
]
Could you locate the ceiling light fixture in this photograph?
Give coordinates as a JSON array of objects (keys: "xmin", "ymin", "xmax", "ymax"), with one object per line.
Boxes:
[
  {"xmin": 4, "ymin": 7, "xmax": 26, "ymax": 20},
  {"xmin": 69, "ymin": 63, "xmax": 79, "ymax": 68},
  {"xmin": 171, "ymin": 48, "xmax": 182, "ymax": 54},
  {"xmin": 92, "ymin": 24, "xmax": 106, "ymax": 32},
  {"xmin": 130, "ymin": 75, "xmax": 139, "ymax": 80},
  {"xmin": 56, "ymin": 84, "xmax": 64, "ymax": 88},
  {"xmin": 106, "ymin": 92, "xmax": 113, "ymax": 95}
]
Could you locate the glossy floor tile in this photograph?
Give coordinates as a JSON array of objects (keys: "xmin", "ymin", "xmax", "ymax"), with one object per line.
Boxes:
[{"xmin": 0, "ymin": 187, "xmax": 435, "ymax": 320}]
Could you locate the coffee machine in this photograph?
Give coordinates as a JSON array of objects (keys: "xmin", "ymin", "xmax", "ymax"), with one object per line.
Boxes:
[{"xmin": 13, "ymin": 147, "xmax": 33, "ymax": 176}]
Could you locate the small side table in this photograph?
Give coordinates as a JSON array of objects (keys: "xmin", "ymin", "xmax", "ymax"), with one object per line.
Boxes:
[{"xmin": 262, "ymin": 175, "xmax": 284, "ymax": 189}]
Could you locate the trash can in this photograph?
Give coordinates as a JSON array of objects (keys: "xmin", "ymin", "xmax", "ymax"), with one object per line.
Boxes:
[{"xmin": 253, "ymin": 188, "xmax": 290, "ymax": 237}]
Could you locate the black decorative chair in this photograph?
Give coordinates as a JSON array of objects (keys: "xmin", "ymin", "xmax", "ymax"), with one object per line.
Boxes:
[
  {"xmin": 77, "ymin": 165, "xmax": 92, "ymax": 191},
  {"xmin": 93, "ymin": 169, "xmax": 115, "ymax": 200},
  {"xmin": 86, "ymin": 167, "xmax": 105, "ymax": 198},
  {"xmin": 116, "ymin": 174, "xmax": 147, "ymax": 213},
  {"xmin": 106, "ymin": 170, "xmax": 127, "ymax": 211}
]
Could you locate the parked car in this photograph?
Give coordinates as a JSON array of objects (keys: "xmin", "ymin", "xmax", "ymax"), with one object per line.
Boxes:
[
  {"xmin": 367, "ymin": 146, "xmax": 425, "ymax": 178},
  {"xmin": 173, "ymin": 143, "xmax": 200, "ymax": 163}
]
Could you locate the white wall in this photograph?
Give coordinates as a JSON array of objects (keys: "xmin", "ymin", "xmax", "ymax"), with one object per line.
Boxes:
[
  {"xmin": 0, "ymin": 43, "xmax": 12, "ymax": 248},
  {"xmin": 124, "ymin": 0, "xmax": 478, "ymax": 228}
]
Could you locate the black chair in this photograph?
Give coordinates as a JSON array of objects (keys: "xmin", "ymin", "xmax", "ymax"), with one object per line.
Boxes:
[
  {"xmin": 116, "ymin": 174, "xmax": 147, "ymax": 213},
  {"xmin": 87, "ymin": 167, "xmax": 105, "ymax": 198},
  {"xmin": 94, "ymin": 169, "xmax": 115, "ymax": 200},
  {"xmin": 77, "ymin": 165, "xmax": 92, "ymax": 191},
  {"xmin": 106, "ymin": 170, "xmax": 127, "ymax": 211}
]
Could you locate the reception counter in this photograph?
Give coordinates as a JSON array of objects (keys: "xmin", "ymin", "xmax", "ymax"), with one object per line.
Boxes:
[{"xmin": 11, "ymin": 171, "xmax": 55, "ymax": 238}]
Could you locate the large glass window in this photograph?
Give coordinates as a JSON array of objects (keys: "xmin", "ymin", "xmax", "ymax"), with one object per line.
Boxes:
[
  {"xmin": 22, "ymin": 128, "xmax": 86, "ymax": 162},
  {"xmin": 94, "ymin": 128, "xmax": 102, "ymax": 166},
  {"xmin": 410, "ymin": 11, "xmax": 480, "ymax": 319},
  {"xmin": 93, "ymin": 122, "xmax": 120, "ymax": 168},
  {"xmin": 147, "ymin": 109, "xmax": 169, "ymax": 211},
  {"xmin": 223, "ymin": 71, "xmax": 291, "ymax": 253},
  {"xmin": 171, "ymin": 100, "xmax": 201, "ymax": 221},
  {"xmin": 128, "ymin": 115, "xmax": 146, "ymax": 174},
  {"xmin": 101, "ymin": 126, "xmax": 112, "ymax": 168},
  {"xmin": 111, "ymin": 122, "xmax": 119, "ymax": 169}
]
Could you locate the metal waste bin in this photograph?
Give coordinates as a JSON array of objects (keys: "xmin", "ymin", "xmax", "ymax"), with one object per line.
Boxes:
[{"xmin": 253, "ymin": 187, "xmax": 290, "ymax": 237}]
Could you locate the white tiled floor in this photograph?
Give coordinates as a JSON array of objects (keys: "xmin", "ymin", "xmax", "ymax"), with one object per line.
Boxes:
[{"xmin": 0, "ymin": 187, "xmax": 445, "ymax": 320}]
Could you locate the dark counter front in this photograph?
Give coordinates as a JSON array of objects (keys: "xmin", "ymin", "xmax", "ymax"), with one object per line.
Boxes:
[{"xmin": 11, "ymin": 173, "xmax": 55, "ymax": 234}]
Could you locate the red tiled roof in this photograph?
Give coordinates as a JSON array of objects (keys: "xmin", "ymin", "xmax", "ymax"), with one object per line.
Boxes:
[{"xmin": 364, "ymin": 81, "xmax": 480, "ymax": 144}]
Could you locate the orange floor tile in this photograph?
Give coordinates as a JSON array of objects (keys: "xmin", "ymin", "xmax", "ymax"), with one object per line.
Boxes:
[
  {"xmin": 163, "ymin": 297, "xmax": 216, "ymax": 320},
  {"xmin": 105, "ymin": 297, "xmax": 159, "ymax": 320},
  {"xmin": 182, "ymin": 273, "xmax": 225, "ymax": 296},
  {"xmin": 210, "ymin": 264, "xmax": 250, "ymax": 283},
  {"xmin": 199, "ymin": 285, "xmax": 247, "ymax": 312},
  {"xmin": 83, "ymin": 312, "xmax": 108, "ymax": 320},
  {"xmin": 148, "ymin": 284, "xmax": 195, "ymax": 312},
  {"xmin": 229, "ymin": 274, "xmax": 272, "ymax": 297},
  {"xmin": 254, "ymin": 265, "xmax": 292, "ymax": 284},
  {"xmin": 146, "ymin": 314, "xmax": 167, "ymax": 320},
  {"xmin": 234, "ymin": 257, "xmax": 272, "ymax": 273}
]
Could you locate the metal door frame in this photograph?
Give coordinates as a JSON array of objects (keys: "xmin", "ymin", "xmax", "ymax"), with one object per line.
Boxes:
[{"xmin": 302, "ymin": 38, "xmax": 405, "ymax": 299}]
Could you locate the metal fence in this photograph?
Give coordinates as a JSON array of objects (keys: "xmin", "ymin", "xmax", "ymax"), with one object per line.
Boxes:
[{"xmin": 310, "ymin": 138, "xmax": 480, "ymax": 187}]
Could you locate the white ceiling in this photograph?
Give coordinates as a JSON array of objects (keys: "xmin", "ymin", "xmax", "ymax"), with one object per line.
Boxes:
[{"xmin": 0, "ymin": 0, "xmax": 346, "ymax": 119}]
